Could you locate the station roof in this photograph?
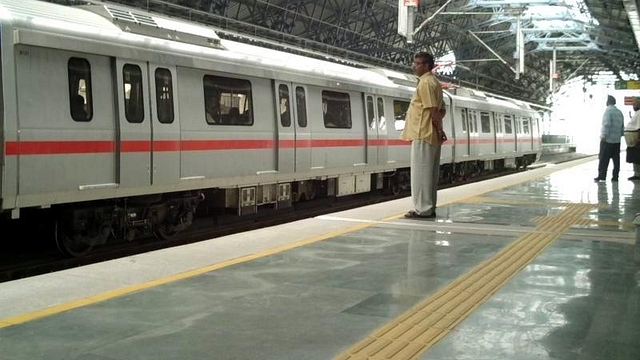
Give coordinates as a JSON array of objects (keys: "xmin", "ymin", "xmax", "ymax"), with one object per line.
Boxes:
[{"xmin": 47, "ymin": 0, "xmax": 640, "ymax": 107}]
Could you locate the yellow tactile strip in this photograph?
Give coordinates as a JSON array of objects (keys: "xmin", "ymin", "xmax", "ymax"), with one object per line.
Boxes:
[
  {"xmin": 461, "ymin": 196, "xmax": 569, "ymax": 207},
  {"xmin": 334, "ymin": 203, "xmax": 594, "ymax": 360}
]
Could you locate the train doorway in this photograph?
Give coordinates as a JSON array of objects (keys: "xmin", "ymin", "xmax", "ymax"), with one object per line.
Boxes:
[
  {"xmin": 115, "ymin": 58, "xmax": 152, "ymax": 189},
  {"xmin": 274, "ymin": 81, "xmax": 294, "ymax": 174},
  {"xmin": 149, "ymin": 64, "xmax": 180, "ymax": 186}
]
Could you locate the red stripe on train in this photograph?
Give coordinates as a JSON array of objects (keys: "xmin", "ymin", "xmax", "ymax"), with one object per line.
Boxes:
[
  {"xmin": 5, "ymin": 141, "xmax": 115, "ymax": 155},
  {"xmin": 181, "ymin": 139, "xmax": 275, "ymax": 151},
  {"xmin": 310, "ymin": 139, "xmax": 365, "ymax": 147},
  {"xmin": 153, "ymin": 140, "xmax": 181, "ymax": 152},
  {"xmin": 121, "ymin": 140, "xmax": 152, "ymax": 152},
  {"xmin": 4, "ymin": 137, "xmax": 540, "ymax": 155}
]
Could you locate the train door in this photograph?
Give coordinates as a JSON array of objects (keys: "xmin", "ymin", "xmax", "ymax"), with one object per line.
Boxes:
[
  {"xmin": 468, "ymin": 109, "xmax": 479, "ymax": 158},
  {"xmin": 523, "ymin": 117, "xmax": 533, "ymax": 151},
  {"xmin": 479, "ymin": 111, "xmax": 492, "ymax": 156},
  {"xmin": 494, "ymin": 112, "xmax": 503, "ymax": 155},
  {"xmin": 514, "ymin": 116, "xmax": 522, "ymax": 152},
  {"xmin": 532, "ymin": 116, "xmax": 541, "ymax": 152},
  {"xmin": 14, "ymin": 48, "xmax": 117, "ymax": 201},
  {"xmin": 440, "ymin": 95, "xmax": 453, "ymax": 163},
  {"xmin": 274, "ymin": 81, "xmax": 294, "ymax": 173},
  {"xmin": 115, "ymin": 59, "xmax": 152, "ymax": 188},
  {"xmin": 459, "ymin": 108, "xmax": 470, "ymax": 157},
  {"xmin": 364, "ymin": 94, "xmax": 378, "ymax": 165},
  {"xmin": 376, "ymin": 96, "xmax": 388, "ymax": 164},
  {"xmin": 503, "ymin": 114, "xmax": 516, "ymax": 153},
  {"xmin": 293, "ymin": 85, "xmax": 311, "ymax": 172},
  {"xmin": 149, "ymin": 64, "xmax": 180, "ymax": 186}
]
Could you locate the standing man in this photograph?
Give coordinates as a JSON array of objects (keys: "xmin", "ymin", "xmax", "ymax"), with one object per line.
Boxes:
[
  {"xmin": 401, "ymin": 52, "xmax": 447, "ymax": 219},
  {"xmin": 594, "ymin": 95, "xmax": 624, "ymax": 182},
  {"xmin": 624, "ymin": 99, "xmax": 640, "ymax": 180}
]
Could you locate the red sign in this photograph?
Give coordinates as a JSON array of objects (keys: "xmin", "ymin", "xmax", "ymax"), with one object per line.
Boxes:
[
  {"xmin": 624, "ymin": 96, "xmax": 640, "ymax": 105},
  {"xmin": 404, "ymin": 0, "xmax": 419, "ymax": 6}
]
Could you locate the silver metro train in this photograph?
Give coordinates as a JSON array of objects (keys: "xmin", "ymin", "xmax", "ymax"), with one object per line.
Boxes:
[{"xmin": 0, "ymin": 0, "xmax": 541, "ymax": 255}]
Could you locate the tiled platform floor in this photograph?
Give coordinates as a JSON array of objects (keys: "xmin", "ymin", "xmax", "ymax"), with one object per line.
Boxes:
[{"xmin": 1, "ymin": 158, "xmax": 638, "ymax": 360}]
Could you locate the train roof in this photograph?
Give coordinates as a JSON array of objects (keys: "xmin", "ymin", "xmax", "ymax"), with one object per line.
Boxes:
[
  {"xmin": 0, "ymin": 0, "xmax": 547, "ymax": 112},
  {"xmin": 0, "ymin": 0, "xmax": 401, "ymax": 91}
]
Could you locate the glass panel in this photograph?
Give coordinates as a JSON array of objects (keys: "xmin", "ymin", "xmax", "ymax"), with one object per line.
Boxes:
[
  {"xmin": 295, "ymin": 86, "xmax": 307, "ymax": 128},
  {"xmin": 322, "ymin": 90, "xmax": 351, "ymax": 129},
  {"xmin": 366, "ymin": 96, "xmax": 375, "ymax": 129},
  {"xmin": 278, "ymin": 84, "xmax": 290, "ymax": 127},
  {"xmin": 393, "ymin": 100, "xmax": 409, "ymax": 131},
  {"xmin": 461, "ymin": 108, "xmax": 467, "ymax": 132},
  {"xmin": 203, "ymin": 75, "xmax": 253, "ymax": 126},
  {"xmin": 68, "ymin": 57, "xmax": 93, "ymax": 122},
  {"xmin": 504, "ymin": 115, "xmax": 513, "ymax": 134},
  {"xmin": 123, "ymin": 64, "xmax": 144, "ymax": 123},
  {"xmin": 480, "ymin": 111, "xmax": 491, "ymax": 133},
  {"xmin": 155, "ymin": 68, "xmax": 174, "ymax": 124},
  {"xmin": 377, "ymin": 97, "xmax": 386, "ymax": 130},
  {"xmin": 469, "ymin": 111, "xmax": 477, "ymax": 133}
]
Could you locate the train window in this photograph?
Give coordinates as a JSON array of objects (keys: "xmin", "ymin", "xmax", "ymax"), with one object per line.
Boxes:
[
  {"xmin": 68, "ymin": 57, "xmax": 93, "ymax": 122},
  {"xmin": 123, "ymin": 64, "xmax": 144, "ymax": 123},
  {"xmin": 469, "ymin": 110, "xmax": 477, "ymax": 133},
  {"xmin": 203, "ymin": 75, "xmax": 253, "ymax": 126},
  {"xmin": 295, "ymin": 86, "xmax": 307, "ymax": 128},
  {"xmin": 504, "ymin": 115, "xmax": 513, "ymax": 134},
  {"xmin": 366, "ymin": 96, "xmax": 375, "ymax": 129},
  {"xmin": 155, "ymin": 68, "xmax": 174, "ymax": 124},
  {"xmin": 523, "ymin": 118, "xmax": 530, "ymax": 134},
  {"xmin": 460, "ymin": 109, "xmax": 467, "ymax": 132},
  {"xmin": 480, "ymin": 112, "xmax": 491, "ymax": 133},
  {"xmin": 279, "ymin": 84, "xmax": 291, "ymax": 127},
  {"xmin": 322, "ymin": 90, "xmax": 351, "ymax": 129},
  {"xmin": 377, "ymin": 97, "xmax": 386, "ymax": 130},
  {"xmin": 393, "ymin": 100, "xmax": 409, "ymax": 131}
]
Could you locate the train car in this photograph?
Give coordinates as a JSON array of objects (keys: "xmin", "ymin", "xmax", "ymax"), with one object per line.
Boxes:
[{"xmin": 0, "ymin": 0, "xmax": 541, "ymax": 256}]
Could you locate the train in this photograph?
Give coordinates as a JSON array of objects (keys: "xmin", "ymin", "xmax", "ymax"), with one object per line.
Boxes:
[{"xmin": 0, "ymin": 0, "xmax": 542, "ymax": 256}]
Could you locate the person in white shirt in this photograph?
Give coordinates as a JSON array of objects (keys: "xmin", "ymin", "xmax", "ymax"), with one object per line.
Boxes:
[{"xmin": 624, "ymin": 100, "xmax": 640, "ymax": 180}]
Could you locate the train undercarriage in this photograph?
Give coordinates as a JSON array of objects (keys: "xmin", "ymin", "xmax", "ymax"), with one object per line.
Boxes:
[
  {"xmin": 54, "ymin": 191, "xmax": 204, "ymax": 257},
  {"xmin": 49, "ymin": 154, "xmax": 537, "ymax": 257}
]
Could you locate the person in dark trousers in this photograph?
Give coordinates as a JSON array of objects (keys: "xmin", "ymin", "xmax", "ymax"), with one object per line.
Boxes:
[
  {"xmin": 624, "ymin": 99, "xmax": 640, "ymax": 180},
  {"xmin": 400, "ymin": 52, "xmax": 446, "ymax": 218},
  {"xmin": 594, "ymin": 95, "xmax": 624, "ymax": 182}
]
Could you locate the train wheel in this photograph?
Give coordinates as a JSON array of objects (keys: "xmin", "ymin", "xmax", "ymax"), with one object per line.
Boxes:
[
  {"xmin": 385, "ymin": 176, "xmax": 400, "ymax": 195},
  {"xmin": 54, "ymin": 220, "xmax": 94, "ymax": 257},
  {"xmin": 155, "ymin": 224, "xmax": 179, "ymax": 240},
  {"xmin": 154, "ymin": 208, "xmax": 194, "ymax": 240}
]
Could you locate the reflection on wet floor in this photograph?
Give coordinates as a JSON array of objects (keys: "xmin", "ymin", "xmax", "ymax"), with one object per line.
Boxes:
[
  {"xmin": 436, "ymin": 161, "xmax": 640, "ymax": 232},
  {"xmin": 423, "ymin": 239, "xmax": 640, "ymax": 360},
  {"xmin": 420, "ymin": 161, "xmax": 640, "ymax": 360}
]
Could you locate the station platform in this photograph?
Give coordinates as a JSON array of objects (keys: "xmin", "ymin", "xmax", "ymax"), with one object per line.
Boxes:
[{"xmin": 1, "ymin": 155, "xmax": 639, "ymax": 360}]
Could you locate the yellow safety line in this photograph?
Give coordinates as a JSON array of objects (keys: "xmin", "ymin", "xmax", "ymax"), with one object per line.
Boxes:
[
  {"xmin": 0, "ymin": 222, "xmax": 373, "ymax": 329},
  {"xmin": 334, "ymin": 203, "xmax": 594, "ymax": 360}
]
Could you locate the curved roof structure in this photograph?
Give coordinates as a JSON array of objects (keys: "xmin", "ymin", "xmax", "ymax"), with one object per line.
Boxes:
[{"xmin": 44, "ymin": 0, "xmax": 640, "ymax": 107}]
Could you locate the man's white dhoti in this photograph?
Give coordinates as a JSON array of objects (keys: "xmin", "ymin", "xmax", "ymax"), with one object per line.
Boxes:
[{"xmin": 410, "ymin": 139, "xmax": 441, "ymax": 216}]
